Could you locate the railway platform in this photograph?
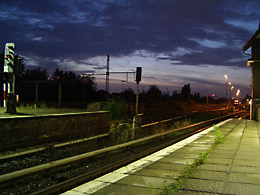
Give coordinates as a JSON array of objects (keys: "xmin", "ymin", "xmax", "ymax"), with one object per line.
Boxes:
[
  {"xmin": 62, "ymin": 118, "xmax": 260, "ymax": 195},
  {"xmin": 0, "ymin": 107, "xmax": 90, "ymax": 118}
]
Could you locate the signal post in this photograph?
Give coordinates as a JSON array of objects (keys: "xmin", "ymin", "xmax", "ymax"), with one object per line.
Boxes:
[
  {"xmin": 133, "ymin": 67, "xmax": 142, "ymax": 129},
  {"xmin": 1, "ymin": 43, "xmax": 23, "ymax": 114}
]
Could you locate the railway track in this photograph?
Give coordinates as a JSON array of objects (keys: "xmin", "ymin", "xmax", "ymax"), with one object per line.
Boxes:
[
  {"xmin": 0, "ymin": 107, "xmax": 227, "ymax": 163},
  {"xmin": 0, "ymin": 133, "xmax": 109, "ymax": 162},
  {"xmin": 0, "ymin": 126, "xmax": 109, "ymax": 152},
  {"xmin": 0, "ymin": 110, "xmax": 246, "ymax": 194},
  {"xmin": 0, "ymin": 106, "xmax": 227, "ymax": 152}
]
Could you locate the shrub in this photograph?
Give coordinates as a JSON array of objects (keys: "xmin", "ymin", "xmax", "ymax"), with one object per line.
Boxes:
[
  {"xmin": 102, "ymin": 99, "xmax": 128, "ymax": 120},
  {"xmin": 109, "ymin": 123, "xmax": 134, "ymax": 144}
]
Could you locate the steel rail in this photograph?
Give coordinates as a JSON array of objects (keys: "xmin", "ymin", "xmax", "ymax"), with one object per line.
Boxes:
[
  {"xmin": 0, "ymin": 133, "xmax": 109, "ymax": 161},
  {"xmin": 0, "ymin": 110, "xmax": 244, "ymax": 185},
  {"xmin": 0, "ymin": 106, "xmax": 227, "ymax": 152},
  {"xmin": 0, "ymin": 108, "xmax": 223, "ymax": 160},
  {"xmin": 0, "ymin": 127, "xmax": 109, "ymax": 152},
  {"xmin": 33, "ymin": 111, "xmax": 245, "ymax": 194},
  {"xmin": 32, "ymin": 126, "xmax": 211, "ymax": 195}
]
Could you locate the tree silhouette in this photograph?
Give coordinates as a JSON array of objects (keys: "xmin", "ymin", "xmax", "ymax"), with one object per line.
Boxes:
[
  {"xmin": 0, "ymin": 51, "xmax": 4, "ymax": 71},
  {"xmin": 15, "ymin": 68, "xmax": 48, "ymax": 103},
  {"xmin": 181, "ymin": 84, "xmax": 191, "ymax": 102},
  {"xmin": 21, "ymin": 68, "xmax": 48, "ymax": 81},
  {"xmin": 141, "ymin": 85, "xmax": 163, "ymax": 104},
  {"xmin": 50, "ymin": 68, "xmax": 96, "ymax": 105},
  {"xmin": 121, "ymin": 88, "xmax": 135, "ymax": 103}
]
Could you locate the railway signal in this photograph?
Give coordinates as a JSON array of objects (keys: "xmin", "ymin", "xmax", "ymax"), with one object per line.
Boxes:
[
  {"xmin": 136, "ymin": 67, "xmax": 142, "ymax": 84},
  {"xmin": 134, "ymin": 67, "xmax": 143, "ymax": 129},
  {"xmin": 3, "ymin": 43, "xmax": 17, "ymax": 114},
  {"xmin": 4, "ymin": 43, "xmax": 15, "ymax": 73},
  {"xmin": 135, "ymin": 67, "xmax": 142, "ymax": 115}
]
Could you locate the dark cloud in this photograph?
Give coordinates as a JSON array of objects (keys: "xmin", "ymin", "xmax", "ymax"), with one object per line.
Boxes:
[
  {"xmin": 173, "ymin": 47, "xmax": 247, "ymax": 67},
  {"xmin": 0, "ymin": 0, "xmax": 260, "ymax": 71}
]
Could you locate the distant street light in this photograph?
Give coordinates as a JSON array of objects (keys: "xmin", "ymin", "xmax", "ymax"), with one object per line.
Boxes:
[
  {"xmin": 236, "ymin": 89, "xmax": 240, "ymax": 97},
  {"xmin": 224, "ymin": 74, "xmax": 228, "ymax": 80},
  {"xmin": 229, "ymin": 82, "xmax": 234, "ymax": 104},
  {"xmin": 224, "ymin": 75, "xmax": 228, "ymax": 104}
]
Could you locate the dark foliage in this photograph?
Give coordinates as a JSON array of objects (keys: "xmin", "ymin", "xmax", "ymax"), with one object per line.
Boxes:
[
  {"xmin": 181, "ymin": 83, "xmax": 191, "ymax": 102},
  {"xmin": 14, "ymin": 68, "xmax": 97, "ymax": 107}
]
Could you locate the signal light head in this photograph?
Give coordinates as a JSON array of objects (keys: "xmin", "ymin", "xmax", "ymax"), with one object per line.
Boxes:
[
  {"xmin": 4, "ymin": 42, "xmax": 16, "ymax": 72},
  {"xmin": 8, "ymin": 46, "xmax": 14, "ymax": 50}
]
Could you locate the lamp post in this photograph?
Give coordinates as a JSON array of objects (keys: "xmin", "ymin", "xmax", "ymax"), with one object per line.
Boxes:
[
  {"xmin": 249, "ymin": 99, "xmax": 252, "ymax": 120},
  {"xmin": 224, "ymin": 75, "xmax": 228, "ymax": 105},
  {"xmin": 231, "ymin": 86, "xmax": 234, "ymax": 103},
  {"xmin": 236, "ymin": 89, "xmax": 240, "ymax": 98},
  {"xmin": 229, "ymin": 82, "xmax": 234, "ymax": 104}
]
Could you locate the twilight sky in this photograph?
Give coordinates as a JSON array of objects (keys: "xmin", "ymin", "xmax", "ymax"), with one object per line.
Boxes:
[{"xmin": 1, "ymin": 0, "xmax": 260, "ymax": 98}]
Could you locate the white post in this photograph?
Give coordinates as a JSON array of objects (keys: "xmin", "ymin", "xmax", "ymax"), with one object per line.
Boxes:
[{"xmin": 3, "ymin": 83, "xmax": 6, "ymax": 107}]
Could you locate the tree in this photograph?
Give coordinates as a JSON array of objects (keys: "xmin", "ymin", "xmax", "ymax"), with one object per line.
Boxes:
[
  {"xmin": 181, "ymin": 84, "xmax": 191, "ymax": 102},
  {"xmin": 121, "ymin": 88, "xmax": 135, "ymax": 103},
  {"xmin": 146, "ymin": 85, "xmax": 163, "ymax": 102},
  {"xmin": 21, "ymin": 68, "xmax": 48, "ymax": 81},
  {"xmin": 50, "ymin": 68, "xmax": 97, "ymax": 104},
  {"xmin": 14, "ymin": 68, "xmax": 97, "ymax": 106},
  {"xmin": 16, "ymin": 68, "xmax": 49, "ymax": 103},
  {"xmin": 80, "ymin": 74, "xmax": 97, "ymax": 102},
  {"xmin": 0, "ymin": 51, "xmax": 4, "ymax": 71}
]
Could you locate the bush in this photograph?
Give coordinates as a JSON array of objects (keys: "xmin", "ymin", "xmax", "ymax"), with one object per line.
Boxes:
[
  {"xmin": 102, "ymin": 99, "xmax": 127, "ymax": 120},
  {"xmin": 109, "ymin": 123, "xmax": 134, "ymax": 144}
]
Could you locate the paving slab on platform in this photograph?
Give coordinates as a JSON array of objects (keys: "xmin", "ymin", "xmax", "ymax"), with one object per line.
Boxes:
[
  {"xmin": 93, "ymin": 183, "xmax": 161, "ymax": 195},
  {"xmin": 133, "ymin": 167, "xmax": 182, "ymax": 179},
  {"xmin": 181, "ymin": 178, "xmax": 224, "ymax": 193},
  {"xmin": 223, "ymin": 182, "xmax": 260, "ymax": 195},
  {"xmin": 189, "ymin": 169, "xmax": 227, "ymax": 181},
  {"xmin": 228, "ymin": 172, "xmax": 260, "ymax": 184},
  {"xmin": 179, "ymin": 119, "xmax": 260, "ymax": 195}
]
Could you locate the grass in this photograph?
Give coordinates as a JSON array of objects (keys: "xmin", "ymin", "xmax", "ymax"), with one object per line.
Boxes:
[
  {"xmin": 162, "ymin": 149, "xmax": 211, "ymax": 194},
  {"xmin": 214, "ymin": 125, "xmax": 223, "ymax": 144},
  {"xmin": 161, "ymin": 125, "xmax": 223, "ymax": 194}
]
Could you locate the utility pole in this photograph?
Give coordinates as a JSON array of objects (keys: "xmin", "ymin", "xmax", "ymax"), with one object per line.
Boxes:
[
  {"xmin": 82, "ymin": 56, "xmax": 135, "ymax": 93},
  {"xmin": 106, "ymin": 55, "xmax": 109, "ymax": 94}
]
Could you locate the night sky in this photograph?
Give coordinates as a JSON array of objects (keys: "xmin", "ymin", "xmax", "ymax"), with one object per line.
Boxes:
[{"xmin": 1, "ymin": 0, "xmax": 260, "ymax": 98}]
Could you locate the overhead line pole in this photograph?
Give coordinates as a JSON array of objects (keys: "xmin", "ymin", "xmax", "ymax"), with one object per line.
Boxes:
[
  {"xmin": 83, "ymin": 71, "xmax": 135, "ymax": 89},
  {"xmin": 106, "ymin": 55, "xmax": 109, "ymax": 94},
  {"xmin": 82, "ymin": 56, "xmax": 136, "ymax": 92}
]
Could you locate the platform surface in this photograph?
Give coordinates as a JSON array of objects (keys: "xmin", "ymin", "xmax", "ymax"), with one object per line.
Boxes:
[
  {"xmin": 62, "ymin": 119, "xmax": 260, "ymax": 195},
  {"xmin": 0, "ymin": 107, "xmax": 92, "ymax": 118}
]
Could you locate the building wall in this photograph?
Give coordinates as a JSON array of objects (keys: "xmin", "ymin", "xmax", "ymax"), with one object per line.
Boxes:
[
  {"xmin": 252, "ymin": 63, "xmax": 260, "ymax": 99},
  {"xmin": 252, "ymin": 63, "xmax": 260, "ymax": 120}
]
